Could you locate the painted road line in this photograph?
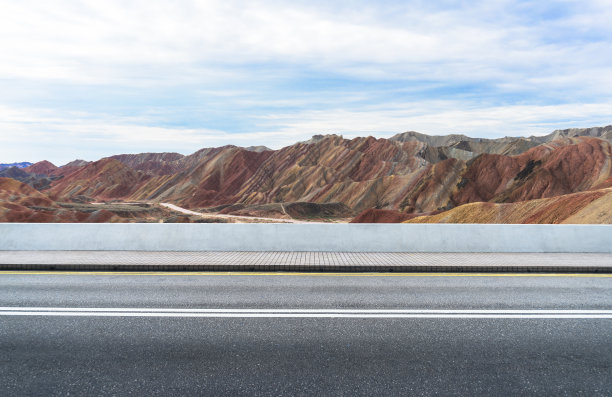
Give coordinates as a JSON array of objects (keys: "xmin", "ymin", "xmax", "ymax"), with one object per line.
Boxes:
[
  {"xmin": 1, "ymin": 308, "xmax": 612, "ymax": 318},
  {"xmin": 3, "ymin": 307, "xmax": 612, "ymax": 313},
  {"xmin": 1, "ymin": 271, "xmax": 612, "ymax": 278}
]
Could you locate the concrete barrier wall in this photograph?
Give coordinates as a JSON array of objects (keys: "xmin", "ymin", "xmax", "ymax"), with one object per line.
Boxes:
[{"xmin": 1, "ymin": 223, "xmax": 611, "ymax": 252}]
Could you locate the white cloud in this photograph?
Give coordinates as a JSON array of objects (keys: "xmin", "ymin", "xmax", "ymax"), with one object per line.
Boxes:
[
  {"xmin": 260, "ymin": 102, "xmax": 612, "ymax": 139},
  {"xmin": 1, "ymin": 0, "xmax": 611, "ymax": 164},
  {"xmin": 2, "ymin": 101, "xmax": 610, "ymax": 165},
  {"xmin": 1, "ymin": 0, "xmax": 610, "ymax": 86}
]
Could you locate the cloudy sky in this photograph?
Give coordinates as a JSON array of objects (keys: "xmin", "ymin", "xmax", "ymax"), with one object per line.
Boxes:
[{"xmin": 1, "ymin": 0, "xmax": 612, "ymax": 165}]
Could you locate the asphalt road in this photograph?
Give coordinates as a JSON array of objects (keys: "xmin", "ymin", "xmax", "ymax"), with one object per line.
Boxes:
[{"xmin": 1, "ymin": 271, "xmax": 612, "ymax": 396}]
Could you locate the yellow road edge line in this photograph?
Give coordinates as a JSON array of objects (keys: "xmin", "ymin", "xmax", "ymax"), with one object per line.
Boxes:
[{"xmin": 0, "ymin": 271, "xmax": 611, "ymax": 278}]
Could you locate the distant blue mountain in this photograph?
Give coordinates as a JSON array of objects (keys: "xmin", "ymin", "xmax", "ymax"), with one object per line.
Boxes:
[{"xmin": 0, "ymin": 162, "xmax": 32, "ymax": 171}]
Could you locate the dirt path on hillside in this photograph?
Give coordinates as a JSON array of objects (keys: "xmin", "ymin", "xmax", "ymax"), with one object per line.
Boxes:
[{"xmin": 159, "ymin": 203, "xmax": 308, "ymax": 223}]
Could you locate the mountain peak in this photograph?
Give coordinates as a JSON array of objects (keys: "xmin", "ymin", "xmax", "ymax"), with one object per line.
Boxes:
[
  {"xmin": 24, "ymin": 160, "xmax": 58, "ymax": 175},
  {"xmin": 244, "ymin": 145, "xmax": 272, "ymax": 152},
  {"xmin": 301, "ymin": 134, "xmax": 343, "ymax": 144}
]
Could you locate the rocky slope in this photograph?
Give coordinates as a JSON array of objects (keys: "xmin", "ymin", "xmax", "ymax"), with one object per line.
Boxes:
[
  {"xmin": 451, "ymin": 137, "xmax": 612, "ymax": 206},
  {"xmin": 0, "ymin": 167, "xmax": 58, "ymax": 190},
  {"xmin": 24, "ymin": 160, "xmax": 58, "ymax": 175},
  {"xmin": 350, "ymin": 208, "xmax": 420, "ymax": 223},
  {"xmin": 50, "ymin": 159, "xmax": 92, "ymax": 179},
  {"xmin": 0, "ymin": 177, "xmax": 179, "ymax": 222},
  {"xmin": 0, "ymin": 177, "xmax": 117, "ymax": 222},
  {"xmin": 127, "ymin": 146, "xmax": 273, "ymax": 207},
  {"xmin": 47, "ymin": 158, "xmax": 152, "ymax": 202},
  {"xmin": 390, "ymin": 131, "xmax": 544, "ymax": 157},
  {"xmin": 390, "ymin": 125, "xmax": 612, "ymax": 159},
  {"xmin": 110, "ymin": 152, "xmax": 184, "ymax": 176},
  {"xmin": 545, "ymin": 125, "xmax": 612, "ymax": 141},
  {"xmin": 404, "ymin": 188, "xmax": 612, "ymax": 224},
  {"xmin": 3, "ymin": 125, "xmax": 611, "ymax": 223},
  {"xmin": 45, "ymin": 131, "xmax": 612, "ymax": 214}
]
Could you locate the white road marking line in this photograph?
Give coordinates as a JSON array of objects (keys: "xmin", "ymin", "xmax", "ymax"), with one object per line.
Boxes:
[
  {"xmin": 2, "ymin": 307, "xmax": 612, "ymax": 313},
  {"xmin": 1, "ymin": 308, "xmax": 612, "ymax": 318},
  {"xmin": 2, "ymin": 312, "xmax": 612, "ymax": 318}
]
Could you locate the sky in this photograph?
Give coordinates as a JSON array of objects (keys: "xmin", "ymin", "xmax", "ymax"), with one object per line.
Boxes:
[{"xmin": 1, "ymin": 0, "xmax": 612, "ymax": 165}]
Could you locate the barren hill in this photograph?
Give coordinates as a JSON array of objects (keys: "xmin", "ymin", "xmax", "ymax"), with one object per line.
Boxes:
[
  {"xmin": 404, "ymin": 188, "xmax": 612, "ymax": 224},
  {"xmin": 390, "ymin": 130, "xmax": 544, "ymax": 157},
  {"xmin": 44, "ymin": 129, "xmax": 612, "ymax": 215},
  {"xmin": 24, "ymin": 160, "xmax": 58, "ymax": 175},
  {"xmin": 48, "ymin": 158, "xmax": 152, "ymax": 201},
  {"xmin": 0, "ymin": 166, "xmax": 58, "ymax": 190},
  {"xmin": 0, "ymin": 177, "xmax": 117, "ymax": 222},
  {"xmin": 545, "ymin": 125, "xmax": 612, "ymax": 141},
  {"xmin": 110, "ymin": 152, "xmax": 184, "ymax": 176},
  {"xmin": 350, "ymin": 208, "xmax": 418, "ymax": 223},
  {"xmin": 0, "ymin": 177, "xmax": 180, "ymax": 223},
  {"xmin": 130, "ymin": 146, "xmax": 274, "ymax": 208},
  {"xmin": 3, "ymin": 125, "xmax": 612, "ymax": 223}
]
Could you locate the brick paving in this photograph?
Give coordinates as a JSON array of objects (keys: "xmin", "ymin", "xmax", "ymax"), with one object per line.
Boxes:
[{"xmin": 0, "ymin": 251, "xmax": 611, "ymax": 272}]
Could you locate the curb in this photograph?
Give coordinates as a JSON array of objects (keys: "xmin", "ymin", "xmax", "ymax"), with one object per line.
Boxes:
[{"xmin": 1, "ymin": 263, "xmax": 611, "ymax": 273}]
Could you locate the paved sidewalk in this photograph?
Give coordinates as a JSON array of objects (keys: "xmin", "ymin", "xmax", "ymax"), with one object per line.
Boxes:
[{"xmin": 0, "ymin": 251, "xmax": 611, "ymax": 272}]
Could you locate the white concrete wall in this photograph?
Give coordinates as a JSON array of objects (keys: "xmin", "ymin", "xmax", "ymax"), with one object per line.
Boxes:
[{"xmin": 1, "ymin": 223, "xmax": 611, "ymax": 252}]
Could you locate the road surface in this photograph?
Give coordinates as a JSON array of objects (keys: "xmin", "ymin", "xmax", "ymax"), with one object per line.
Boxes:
[{"xmin": 1, "ymin": 271, "xmax": 612, "ymax": 395}]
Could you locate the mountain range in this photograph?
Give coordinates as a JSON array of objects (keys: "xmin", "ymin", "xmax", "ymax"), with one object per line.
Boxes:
[
  {"xmin": 1, "ymin": 125, "xmax": 611, "ymax": 223},
  {"xmin": 0, "ymin": 162, "xmax": 32, "ymax": 171}
]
